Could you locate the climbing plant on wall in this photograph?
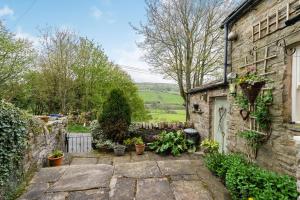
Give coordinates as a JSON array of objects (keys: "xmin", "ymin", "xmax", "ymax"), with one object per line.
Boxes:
[
  {"xmin": 0, "ymin": 101, "xmax": 28, "ymax": 198},
  {"xmin": 234, "ymin": 71, "xmax": 273, "ymax": 159}
]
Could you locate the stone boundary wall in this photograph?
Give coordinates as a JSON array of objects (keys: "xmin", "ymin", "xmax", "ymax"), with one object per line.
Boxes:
[
  {"xmin": 294, "ymin": 136, "xmax": 300, "ymax": 200},
  {"xmin": 22, "ymin": 117, "xmax": 67, "ymax": 174},
  {"xmin": 132, "ymin": 122, "xmax": 193, "ymax": 130}
]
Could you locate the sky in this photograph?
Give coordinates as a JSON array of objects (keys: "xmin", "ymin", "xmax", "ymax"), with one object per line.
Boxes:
[{"xmin": 0, "ymin": 0, "xmax": 173, "ymax": 83}]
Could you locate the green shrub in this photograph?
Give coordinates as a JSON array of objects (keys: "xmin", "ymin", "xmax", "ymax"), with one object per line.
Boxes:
[
  {"xmin": 204, "ymin": 153, "xmax": 298, "ymax": 200},
  {"xmin": 99, "ymin": 89, "xmax": 131, "ymax": 143},
  {"xmin": 204, "ymin": 153, "xmax": 246, "ymax": 179},
  {"xmin": 0, "ymin": 101, "xmax": 28, "ymax": 198},
  {"xmin": 149, "ymin": 131, "xmax": 187, "ymax": 156}
]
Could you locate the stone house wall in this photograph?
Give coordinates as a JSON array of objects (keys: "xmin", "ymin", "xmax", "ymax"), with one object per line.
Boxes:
[
  {"xmin": 22, "ymin": 117, "xmax": 67, "ymax": 174},
  {"xmin": 189, "ymin": 0, "xmax": 300, "ymax": 176},
  {"xmin": 189, "ymin": 86, "xmax": 227, "ymax": 139},
  {"xmin": 227, "ymin": 0, "xmax": 300, "ymax": 176}
]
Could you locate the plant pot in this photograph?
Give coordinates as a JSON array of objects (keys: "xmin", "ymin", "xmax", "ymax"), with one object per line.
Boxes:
[
  {"xmin": 239, "ymin": 81, "xmax": 265, "ymax": 104},
  {"xmin": 114, "ymin": 145, "xmax": 126, "ymax": 156},
  {"xmin": 39, "ymin": 115, "xmax": 49, "ymax": 123},
  {"xmin": 135, "ymin": 144, "xmax": 145, "ymax": 155},
  {"xmin": 48, "ymin": 155, "xmax": 64, "ymax": 167}
]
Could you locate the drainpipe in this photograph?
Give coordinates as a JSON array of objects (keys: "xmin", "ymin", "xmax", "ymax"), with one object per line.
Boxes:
[{"xmin": 223, "ymin": 23, "xmax": 229, "ymax": 85}]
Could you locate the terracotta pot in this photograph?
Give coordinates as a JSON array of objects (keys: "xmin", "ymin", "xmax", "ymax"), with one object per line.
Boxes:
[
  {"xmin": 135, "ymin": 144, "xmax": 145, "ymax": 155},
  {"xmin": 239, "ymin": 81, "xmax": 265, "ymax": 104},
  {"xmin": 39, "ymin": 115, "xmax": 49, "ymax": 123},
  {"xmin": 48, "ymin": 155, "xmax": 64, "ymax": 167}
]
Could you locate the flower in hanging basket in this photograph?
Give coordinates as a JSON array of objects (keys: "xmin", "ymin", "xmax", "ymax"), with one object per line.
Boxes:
[{"xmin": 236, "ymin": 72, "xmax": 267, "ymax": 104}]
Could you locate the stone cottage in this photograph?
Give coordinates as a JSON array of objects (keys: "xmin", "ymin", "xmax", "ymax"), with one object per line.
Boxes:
[{"xmin": 188, "ymin": 0, "xmax": 300, "ymax": 176}]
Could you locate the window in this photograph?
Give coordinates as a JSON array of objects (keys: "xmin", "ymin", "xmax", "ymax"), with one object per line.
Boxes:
[{"xmin": 292, "ymin": 46, "xmax": 300, "ymax": 123}]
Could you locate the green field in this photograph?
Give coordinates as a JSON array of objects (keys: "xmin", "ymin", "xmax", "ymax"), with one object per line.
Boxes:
[
  {"xmin": 138, "ymin": 91, "xmax": 184, "ymax": 105},
  {"xmin": 137, "ymin": 83, "xmax": 186, "ymax": 122},
  {"xmin": 148, "ymin": 109, "xmax": 186, "ymax": 122}
]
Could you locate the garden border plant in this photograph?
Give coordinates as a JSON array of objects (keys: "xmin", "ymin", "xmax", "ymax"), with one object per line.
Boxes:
[
  {"xmin": 204, "ymin": 152, "xmax": 299, "ymax": 200},
  {"xmin": 149, "ymin": 130, "xmax": 196, "ymax": 156}
]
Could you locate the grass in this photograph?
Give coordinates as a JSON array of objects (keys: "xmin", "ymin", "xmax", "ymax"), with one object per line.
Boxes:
[
  {"xmin": 148, "ymin": 109, "xmax": 186, "ymax": 122},
  {"xmin": 139, "ymin": 91, "xmax": 184, "ymax": 105},
  {"xmin": 67, "ymin": 123, "xmax": 90, "ymax": 133}
]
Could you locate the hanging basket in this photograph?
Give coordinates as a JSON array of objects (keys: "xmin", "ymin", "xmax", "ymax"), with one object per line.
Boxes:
[{"xmin": 239, "ymin": 81, "xmax": 265, "ymax": 105}]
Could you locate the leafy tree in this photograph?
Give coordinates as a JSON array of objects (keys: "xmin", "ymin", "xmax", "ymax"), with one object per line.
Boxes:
[
  {"xmin": 99, "ymin": 89, "xmax": 131, "ymax": 142},
  {"xmin": 0, "ymin": 22, "xmax": 33, "ymax": 98}
]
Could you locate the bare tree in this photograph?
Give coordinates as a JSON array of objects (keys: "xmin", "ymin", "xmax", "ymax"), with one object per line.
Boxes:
[{"xmin": 133, "ymin": 0, "xmax": 234, "ymax": 106}]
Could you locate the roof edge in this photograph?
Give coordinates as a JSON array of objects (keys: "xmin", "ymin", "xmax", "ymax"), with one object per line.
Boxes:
[
  {"xmin": 188, "ymin": 81, "xmax": 228, "ymax": 94},
  {"xmin": 220, "ymin": 0, "xmax": 261, "ymax": 28}
]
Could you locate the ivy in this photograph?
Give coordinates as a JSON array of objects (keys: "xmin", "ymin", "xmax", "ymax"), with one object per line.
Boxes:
[
  {"xmin": 252, "ymin": 91, "xmax": 273, "ymax": 130},
  {"xmin": 235, "ymin": 91, "xmax": 273, "ymax": 131},
  {"xmin": 0, "ymin": 101, "xmax": 28, "ymax": 198},
  {"xmin": 239, "ymin": 130, "xmax": 263, "ymax": 151}
]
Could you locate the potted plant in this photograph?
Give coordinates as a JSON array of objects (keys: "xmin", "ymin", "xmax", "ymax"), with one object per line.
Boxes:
[
  {"xmin": 236, "ymin": 72, "xmax": 266, "ymax": 105},
  {"xmin": 113, "ymin": 144, "xmax": 126, "ymax": 156},
  {"xmin": 134, "ymin": 137, "xmax": 145, "ymax": 155},
  {"xmin": 48, "ymin": 150, "xmax": 64, "ymax": 167},
  {"xmin": 39, "ymin": 115, "xmax": 50, "ymax": 123}
]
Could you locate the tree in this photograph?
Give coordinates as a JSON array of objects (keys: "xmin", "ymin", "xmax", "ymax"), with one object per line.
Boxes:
[
  {"xmin": 0, "ymin": 22, "xmax": 33, "ymax": 91},
  {"xmin": 99, "ymin": 89, "xmax": 131, "ymax": 142},
  {"xmin": 39, "ymin": 28, "xmax": 78, "ymax": 114},
  {"xmin": 133, "ymin": 0, "xmax": 235, "ymax": 119}
]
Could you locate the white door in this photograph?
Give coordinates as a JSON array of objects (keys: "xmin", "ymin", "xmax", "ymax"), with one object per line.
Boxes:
[
  {"xmin": 292, "ymin": 46, "xmax": 300, "ymax": 123},
  {"xmin": 213, "ymin": 97, "xmax": 229, "ymax": 153}
]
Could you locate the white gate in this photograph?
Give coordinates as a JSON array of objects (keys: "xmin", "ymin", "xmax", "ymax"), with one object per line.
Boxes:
[{"xmin": 213, "ymin": 97, "xmax": 229, "ymax": 153}]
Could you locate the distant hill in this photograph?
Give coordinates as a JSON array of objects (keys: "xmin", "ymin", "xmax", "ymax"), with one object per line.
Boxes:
[
  {"xmin": 136, "ymin": 82, "xmax": 184, "ymax": 109},
  {"xmin": 135, "ymin": 82, "xmax": 185, "ymax": 122},
  {"xmin": 136, "ymin": 82, "xmax": 179, "ymax": 94}
]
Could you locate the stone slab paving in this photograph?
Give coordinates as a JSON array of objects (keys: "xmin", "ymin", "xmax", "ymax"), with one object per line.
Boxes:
[{"xmin": 19, "ymin": 152, "xmax": 230, "ymax": 200}]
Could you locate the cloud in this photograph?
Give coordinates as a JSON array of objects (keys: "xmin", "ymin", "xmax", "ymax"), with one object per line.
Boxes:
[
  {"xmin": 14, "ymin": 26, "xmax": 40, "ymax": 47},
  {"xmin": 90, "ymin": 7, "xmax": 116, "ymax": 24},
  {"xmin": 0, "ymin": 5, "xmax": 14, "ymax": 17},
  {"xmin": 90, "ymin": 6, "xmax": 103, "ymax": 19},
  {"xmin": 114, "ymin": 45, "xmax": 174, "ymax": 83}
]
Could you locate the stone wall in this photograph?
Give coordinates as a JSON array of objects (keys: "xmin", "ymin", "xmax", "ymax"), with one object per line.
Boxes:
[
  {"xmin": 22, "ymin": 117, "xmax": 67, "ymax": 174},
  {"xmin": 227, "ymin": 0, "xmax": 300, "ymax": 176},
  {"xmin": 189, "ymin": 0, "xmax": 300, "ymax": 176},
  {"xmin": 189, "ymin": 87, "xmax": 227, "ymax": 139}
]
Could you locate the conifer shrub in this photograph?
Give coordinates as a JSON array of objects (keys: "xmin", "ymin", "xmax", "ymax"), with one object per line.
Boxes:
[{"xmin": 99, "ymin": 89, "xmax": 131, "ymax": 143}]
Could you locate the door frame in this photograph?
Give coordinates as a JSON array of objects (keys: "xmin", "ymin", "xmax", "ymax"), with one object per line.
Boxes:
[{"xmin": 211, "ymin": 96, "xmax": 229, "ymax": 153}]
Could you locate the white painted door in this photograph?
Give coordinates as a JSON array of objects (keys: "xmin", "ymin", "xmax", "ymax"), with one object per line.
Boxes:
[
  {"xmin": 213, "ymin": 97, "xmax": 229, "ymax": 153},
  {"xmin": 292, "ymin": 46, "xmax": 300, "ymax": 123}
]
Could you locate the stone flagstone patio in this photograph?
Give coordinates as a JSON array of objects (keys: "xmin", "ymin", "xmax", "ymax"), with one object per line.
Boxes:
[{"xmin": 19, "ymin": 152, "xmax": 230, "ymax": 200}]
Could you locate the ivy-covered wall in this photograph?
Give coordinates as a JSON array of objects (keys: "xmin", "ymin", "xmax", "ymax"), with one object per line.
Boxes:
[{"xmin": 0, "ymin": 101, "xmax": 67, "ymax": 199}]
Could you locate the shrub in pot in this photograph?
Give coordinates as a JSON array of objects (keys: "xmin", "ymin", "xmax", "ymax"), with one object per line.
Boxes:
[
  {"xmin": 48, "ymin": 150, "xmax": 64, "ymax": 167},
  {"xmin": 134, "ymin": 137, "xmax": 145, "ymax": 155}
]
